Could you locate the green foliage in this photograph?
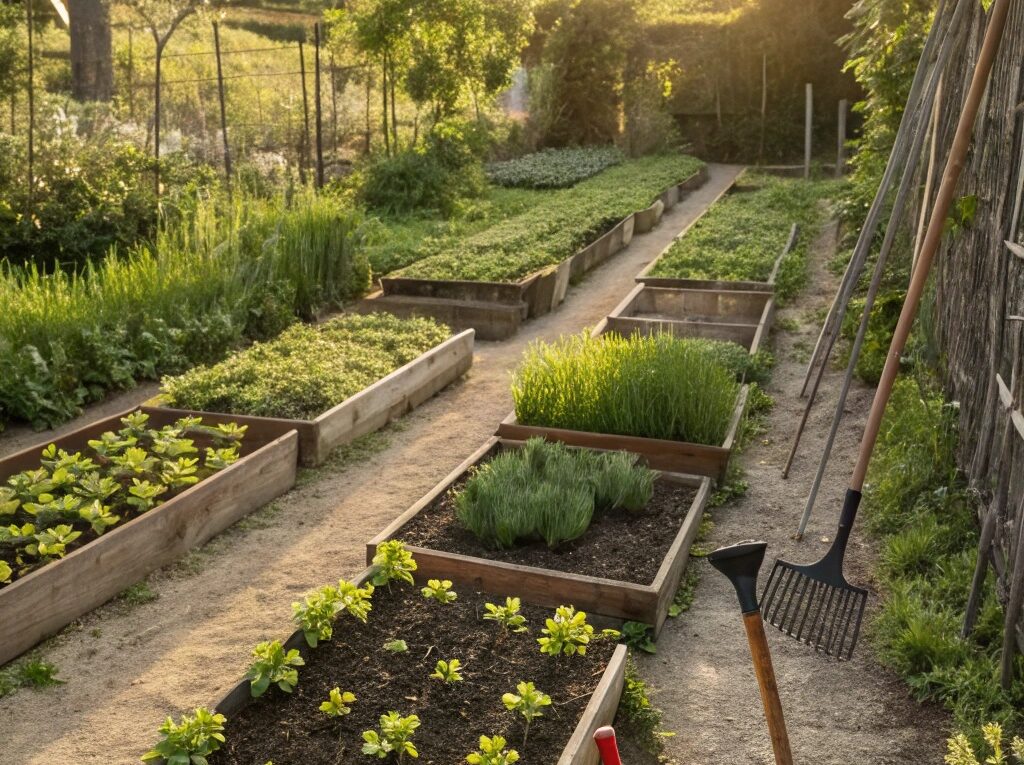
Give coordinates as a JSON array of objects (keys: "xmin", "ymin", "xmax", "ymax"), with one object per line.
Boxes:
[
  {"xmin": 395, "ymin": 154, "xmax": 704, "ymax": 282},
  {"xmin": 650, "ymin": 174, "xmax": 840, "ymax": 301},
  {"xmin": 466, "ymin": 735, "xmax": 520, "ymax": 765},
  {"xmin": 371, "ymin": 540, "xmax": 418, "ymax": 587},
  {"xmin": 421, "ymin": 578, "xmax": 458, "ymax": 604},
  {"xmin": 162, "ymin": 314, "xmax": 450, "ymax": 420},
  {"xmin": 537, "ymin": 605, "xmax": 618, "ymax": 657},
  {"xmin": 617, "ymin": 657, "xmax": 669, "ymax": 755},
  {"xmin": 362, "ymin": 712, "xmax": 421, "ymax": 760},
  {"xmin": 486, "ymin": 147, "xmax": 623, "ymax": 189},
  {"xmin": 483, "ymin": 597, "xmax": 529, "ymax": 633},
  {"xmin": 246, "ymin": 640, "xmax": 305, "ymax": 697},
  {"xmin": 384, "ymin": 639, "xmax": 409, "ymax": 653},
  {"xmin": 431, "ymin": 658, "xmax": 464, "ymax": 683},
  {"xmin": 620, "ymin": 621, "xmax": 656, "ymax": 654},
  {"xmin": 513, "ymin": 332, "xmax": 740, "ymax": 446},
  {"xmin": 502, "ymin": 681, "xmax": 552, "ymax": 735},
  {"xmin": 142, "ymin": 708, "xmax": 227, "ymax": 765},
  {"xmin": 0, "ymin": 412, "xmax": 243, "ymax": 587},
  {"xmin": 0, "ymin": 657, "xmax": 62, "ymax": 699},
  {"xmin": 320, "ymin": 688, "xmax": 357, "ymax": 718},
  {"xmin": 668, "ymin": 566, "xmax": 700, "ymax": 617},
  {"xmin": 454, "ymin": 439, "xmax": 655, "ymax": 549},
  {"xmin": 945, "ymin": 723, "xmax": 1024, "ymax": 765},
  {"xmin": 840, "ymin": 291, "xmax": 904, "ymax": 385}
]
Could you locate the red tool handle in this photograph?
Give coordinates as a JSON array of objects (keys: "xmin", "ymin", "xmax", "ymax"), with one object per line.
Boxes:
[{"xmin": 594, "ymin": 726, "xmax": 623, "ymax": 765}]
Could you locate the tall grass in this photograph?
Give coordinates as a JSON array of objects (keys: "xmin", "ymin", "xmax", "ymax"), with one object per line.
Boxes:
[
  {"xmin": 511, "ymin": 332, "xmax": 740, "ymax": 446},
  {"xmin": 0, "ymin": 191, "xmax": 369, "ymax": 430}
]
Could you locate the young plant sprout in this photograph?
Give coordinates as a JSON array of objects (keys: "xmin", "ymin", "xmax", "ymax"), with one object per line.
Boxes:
[
  {"xmin": 320, "ymin": 688, "xmax": 357, "ymax": 717},
  {"xmin": 538, "ymin": 605, "xmax": 618, "ymax": 657},
  {"xmin": 0, "ymin": 561, "xmax": 11, "ymax": 584},
  {"xmin": 466, "ymin": 735, "xmax": 520, "ymax": 765},
  {"xmin": 502, "ymin": 681, "xmax": 551, "ymax": 748},
  {"xmin": 336, "ymin": 579, "xmax": 375, "ymax": 622},
  {"xmin": 362, "ymin": 712, "xmax": 421, "ymax": 761},
  {"xmin": 482, "ymin": 597, "xmax": 528, "ymax": 634},
  {"xmin": 372, "ymin": 540, "xmax": 418, "ymax": 588},
  {"xmin": 292, "ymin": 579, "xmax": 374, "ymax": 648},
  {"xmin": 431, "ymin": 659, "xmax": 463, "ymax": 683},
  {"xmin": 384, "ymin": 639, "xmax": 409, "ymax": 653},
  {"xmin": 142, "ymin": 707, "xmax": 227, "ymax": 765},
  {"xmin": 421, "ymin": 578, "xmax": 457, "ymax": 604},
  {"xmin": 25, "ymin": 525, "xmax": 81, "ymax": 561},
  {"xmin": 78, "ymin": 501, "xmax": 120, "ymax": 535},
  {"xmin": 246, "ymin": 640, "xmax": 304, "ymax": 697}
]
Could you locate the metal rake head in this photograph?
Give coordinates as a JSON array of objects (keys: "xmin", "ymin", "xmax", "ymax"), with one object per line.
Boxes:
[{"xmin": 760, "ymin": 557, "xmax": 868, "ymax": 661}]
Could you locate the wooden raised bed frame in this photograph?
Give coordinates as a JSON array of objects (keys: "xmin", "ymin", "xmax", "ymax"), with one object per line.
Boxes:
[
  {"xmin": 154, "ymin": 329, "xmax": 474, "ymax": 467},
  {"xmin": 368, "ymin": 438, "xmax": 712, "ymax": 636},
  {"xmin": 0, "ymin": 408, "xmax": 298, "ymax": 667},
  {"xmin": 211, "ymin": 565, "xmax": 627, "ymax": 765}
]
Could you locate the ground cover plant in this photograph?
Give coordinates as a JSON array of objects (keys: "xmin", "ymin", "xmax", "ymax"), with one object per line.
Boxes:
[
  {"xmin": 454, "ymin": 438, "xmax": 655, "ymax": 549},
  {"xmin": 486, "ymin": 147, "xmax": 624, "ymax": 189},
  {"xmin": 159, "ymin": 543, "xmax": 620, "ymax": 764},
  {"xmin": 0, "ymin": 411, "xmax": 245, "ymax": 588},
  {"xmin": 160, "ymin": 314, "xmax": 450, "ymax": 420},
  {"xmin": 394, "ymin": 154, "xmax": 705, "ymax": 283},
  {"xmin": 512, "ymin": 332, "xmax": 740, "ymax": 446},
  {"xmin": 0, "ymin": 191, "xmax": 369, "ymax": 432},
  {"xmin": 649, "ymin": 173, "xmax": 840, "ymax": 300}
]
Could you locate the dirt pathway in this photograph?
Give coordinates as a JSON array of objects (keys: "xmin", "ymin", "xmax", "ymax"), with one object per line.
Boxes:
[
  {"xmin": 0, "ymin": 164, "xmax": 743, "ymax": 765},
  {"xmin": 640, "ymin": 221, "xmax": 949, "ymax": 764}
]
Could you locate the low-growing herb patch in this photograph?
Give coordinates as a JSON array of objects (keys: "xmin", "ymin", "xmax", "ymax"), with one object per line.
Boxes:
[
  {"xmin": 0, "ymin": 411, "xmax": 244, "ymax": 588},
  {"xmin": 192, "ymin": 545, "xmax": 618, "ymax": 765},
  {"xmin": 486, "ymin": 147, "xmax": 624, "ymax": 190},
  {"xmin": 512, "ymin": 332, "xmax": 740, "ymax": 446},
  {"xmin": 160, "ymin": 314, "xmax": 451, "ymax": 420},
  {"xmin": 395, "ymin": 154, "xmax": 704, "ymax": 283},
  {"xmin": 649, "ymin": 173, "xmax": 840, "ymax": 300}
]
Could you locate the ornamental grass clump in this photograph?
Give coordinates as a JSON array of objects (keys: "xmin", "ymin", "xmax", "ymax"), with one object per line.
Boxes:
[
  {"xmin": 512, "ymin": 332, "xmax": 739, "ymax": 446},
  {"xmin": 454, "ymin": 438, "xmax": 655, "ymax": 549}
]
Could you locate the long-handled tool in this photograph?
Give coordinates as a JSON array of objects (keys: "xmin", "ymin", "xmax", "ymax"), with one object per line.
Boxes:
[
  {"xmin": 593, "ymin": 726, "xmax": 623, "ymax": 765},
  {"xmin": 761, "ymin": 0, "xmax": 1014, "ymax": 660},
  {"xmin": 709, "ymin": 542, "xmax": 793, "ymax": 765}
]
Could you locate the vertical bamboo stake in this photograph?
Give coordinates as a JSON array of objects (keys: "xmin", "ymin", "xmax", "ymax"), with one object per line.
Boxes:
[
  {"xmin": 836, "ymin": 99, "xmax": 847, "ymax": 177},
  {"xmin": 314, "ymin": 23, "xmax": 324, "ymax": 188},
  {"xmin": 26, "ymin": 0, "xmax": 35, "ymax": 211},
  {"xmin": 329, "ymin": 53, "xmax": 339, "ymax": 157},
  {"xmin": 804, "ymin": 83, "xmax": 813, "ymax": 179},
  {"xmin": 127, "ymin": 27, "xmax": 135, "ymax": 121},
  {"xmin": 299, "ymin": 41, "xmax": 311, "ymax": 184},
  {"xmin": 759, "ymin": 53, "xmax": 767, "ymax": 165},
  {"xmin": 213, "ymin": 22, "xmax": 232, "ymax": 194}
]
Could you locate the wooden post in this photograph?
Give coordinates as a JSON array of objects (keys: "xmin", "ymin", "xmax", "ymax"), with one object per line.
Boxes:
[
  {"xmin": 365, "ymin": 72, "xmax": 372, "ymax": 154},
  {"xmin": 127, "ymin": 27, "xmax": 135, "ymax": 121},
  {"xmin": 758, "ymin": 53, "xmax": 767, "ymax": 165},
  {"xmin": 836, "ymin": 99, "xmax": 847, "ymax": 177},
  {"xmin": 26, "ymin": 0, "xmax": 35, "ymax": 210},
  {"xmin": 299, "ymin": 41, "xmax": 311, "ymax": 184},
  {"xmin": 154, "ymin": 42, "xmax": 162, "ymax": 197},
  {"xmin": 212, "ymin": 22, "xmax": 232, "ymax": 194},
  {"xmin": 313, "ymin": 23, "xmax": 324, "ymax": 188},
  {"xmin": 804, "ymin": 83, "xmax": 813, "ymax": 179},
  {"xmin": 329, "ymin": 53, "xmax": 339, "ymax": 156}
]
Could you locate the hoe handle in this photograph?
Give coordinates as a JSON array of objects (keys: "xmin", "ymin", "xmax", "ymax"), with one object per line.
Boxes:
[{"xmin": 743, "ymin": 611, "xmax": 794, "ymax": 765}]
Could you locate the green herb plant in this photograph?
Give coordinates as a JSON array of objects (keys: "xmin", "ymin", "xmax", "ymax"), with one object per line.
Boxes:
[
  {"xmin": 466, "ymin": 735, "xmax": 520, "ymax": 765},
  {"xmin": 421, "ymin": 578, "xmax": 457, "ymax": 604},
  {"xmin": 538, "ymin": 605, "xmax": 618, "ymax": 657},
  {"xmin": 431, "ymin": 659, "xmax": 464, "ymax": 683},
  {"xmin": 384, "ymin": 639, "xmax": 409, "ymax": 653},
  {"xmin": 292, "ymin": 579, "xmax": 374, "ymax": 647},
  {"xmin": 620, "ymin": 622, "xmax": 657, "ymax": 654},
  {"xmin": 372, "ymin": 540, "xmax": 418, "ymax": 588},
  {"xmin": 320, "ymin": 688, "xmax": 357, "ymax": 717},
  {"xmin": 483, "ymin": 597, "xmax": 528, "ymax": 634},
  {"xmin": 501, "ymin": 681, "xmax": 552, "ymax": 748},
  {"xmin": 362, "ymin": 712, "xmax": 421, "ymax": 761},
  {"xmin": 142, "ymin": 707, "xmax": 227, "ymax": 765},
  {"xmin": 486, "ymin": 147, "xmax": 623, "ymax": 189},
  {"xmin": 246, "ymin": 640, "xmax": 304, "ymax": 697},
  {"xmin": 945, "ymin": 723, "xmax": 1024, "ymax": 765}
]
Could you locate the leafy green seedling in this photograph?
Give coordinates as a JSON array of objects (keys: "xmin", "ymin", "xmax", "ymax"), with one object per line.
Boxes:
[
  {"xmin": 502, "ymin": 681, "xmax": 551, "ymax": 748},
  {"xmin": 18, "ymin": 659, "xmax": 62, "ymax": 688},
  {"xmin": 620, "ymin": 622, "xmax": 656, "ymax": 654},
  {"xmin": 293, "ymin": 588, "xmax": 341, "ymax": 648},
  {"xmin": 25, "ymin": 525, "xmax": 81, "ymax": 560},
  {"xmin": 126, "ymin": 480, "xmax": 167, "ymax": 513},
  {"xmin": 204, "ymin": 446, "xmax": 241, "ymax": 471},
  {"xmin": 431, "ymin": 659, "xmax": 463, "ymax": 683},
  {"xmin": 384, "ymin": 639, "xmax": 408, "ymax": 653},
  {"xmin": 320, "ymin": 687, "xmax": 356, "ymax": 717},
  {"xmin": 74, "ymin": 473, "xmax": 121, "ymax": 503},
  {"xmin": 112, "ymin": 447, "xmax": 159, "ymax": 476},
  {"xmin": 421, "ymin": 578, "xmax": 457, "ymax": 604},
  {"xmin": 79, "ymin": 501, "xmax": 120, "ymax": 536},
  {"xmin": 336, "ymin": 579, "xmax": 374, "ymax": 622},
  {"xmin": 0, "ymin": 487, "xmax": 21, "ymax": 516},
  {"xmin": 538, "ymin": 605, "xmax": 617, "ymax": 657},
  {"xmin": 142, "ymin": 707, "xmax": 226, "ymax": 765},
  {"xmin": 483, "ymin": 597, "xmax": 528, "ymax": 633},
  {"xmin": 371, "ymin": 540, "xmax": 417, "ymax": 587},
  {"xmin": 362, "ymin": 712, "xmax": 420, "ymax": 761},
  {"xmin": 160, "ymin": 458, "xmax": 200, "ymax": 489},
  {"xmin": 0, "ymin": 561, "xmax": 12, "ymax": 584},
  {"xmin": 466, "ymin": 735, "xmax": 520, "ymax": 765},
  {"xmin": 246, "ymin": 640, "xmax": 304, "ymax": 697}
]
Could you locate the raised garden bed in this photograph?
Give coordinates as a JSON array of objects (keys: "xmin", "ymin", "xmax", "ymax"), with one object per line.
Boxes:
[
  {"xmin": 368, "ymin": 438, "xmax": 712, "ymax": 635},
  {"xmin": 156, "ymin": 323, "xmax": 474, "ymax": 467},
  {"xmin": 205, "ymin": 564, "xmax": 626, "ymax": 765},
  {"xmin": 0, "ymin": 408, "xmax": 297, "ymax": 666}
]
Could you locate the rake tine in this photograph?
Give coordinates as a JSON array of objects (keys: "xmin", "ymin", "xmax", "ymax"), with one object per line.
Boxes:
[
  {"xmin": 835, "ymin": 596, "xmax": 858, "ymax": 659},
  {"xmin": 844, "ymin": 593, "xmax": 868, "ymax": 660},
  {"xmin": 762, "ymin": 562, "xmax": 787, "ymax": 614},
  {"xmin": 767, "ymin": 567, "xmax": 795, "ymax": 625},
  {"xmin": 779, "ymin": 573, "xmax": 811, "ymax": 635},
  {"xmin": 821, "ymin": 588, "xmax": 849, "ymax": 656},
  {"xmin": 794, "ymin": 580, "xmax": 821, "ymax": 640},
  {"xmin": 811, "ymin": 584, "xmax": 839, "ymax": 651},
  {"xmin": 798, "ymin": 581, "xmax": 829, "ymax": 643}
]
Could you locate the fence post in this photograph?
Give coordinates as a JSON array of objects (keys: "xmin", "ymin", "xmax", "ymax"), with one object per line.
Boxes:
[
  {"xmin": 836, "ymin": 99, "xmax": 847, "ymax": 177},
  {"xmin": 299, "ymin": 41, "xmax": 311, "ymax": 184},
  {"xmin": 212, "ymin": 22, "xmax": 232, "ymax": 194},
  {"xmin": 804, "ymin": 83, "xmax": 813, "ymax": 179},
  {"xmin": 329, "ymin": 53, "xmax": 339, "ymax": 156},
  {"xmin": 127, "ymin": 27, "xmax": 134, "ymax": 121},
  {"xmin": 26, "ymin": 0, "xmax": 35, "ymax": 211},
  {"xmin": 314, "ymin": 23, "xmax": 324, "ymax": 188},
  {"xmin": 758, "ymin": 52, "xmax": 767, "ymax": 165}
]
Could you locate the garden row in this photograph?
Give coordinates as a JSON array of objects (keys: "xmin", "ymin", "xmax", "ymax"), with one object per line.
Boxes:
[{"xmin": 366, "ymin": 154, "xmax": 708, "ymax": 340}]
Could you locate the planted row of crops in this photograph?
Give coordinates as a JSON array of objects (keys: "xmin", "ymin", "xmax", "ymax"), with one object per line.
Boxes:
[
  {"xmin": 649, "ymin": 173, "xmax": 838, "ymax": 299},
  {"xmin": 486, "ymin": 147, "xmax": 624, "ymax": 189},
  {"xmin": 395, "ymin": 154, "xmax": 704, "ymax": 283}
]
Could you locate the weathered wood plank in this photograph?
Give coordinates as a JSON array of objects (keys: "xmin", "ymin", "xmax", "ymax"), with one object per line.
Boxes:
[{"xmin": 558, "ymin": 644, "xmax": 628, "ymax": 765}]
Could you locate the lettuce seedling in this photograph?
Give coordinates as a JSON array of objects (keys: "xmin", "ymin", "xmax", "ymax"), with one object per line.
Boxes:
[
  {"xmin": 120, "ymin": 411, "xmax": 151, "ymax": 437},
  {"xmin": 112, "ymin": 447, "xmax": 159, "ymax": 476},
  {"xmin": 483, "ymin": 597, "xmax": 528, "ymax": 634},
  {"xmin": 79, "ymin": 501, "xmax": 120, "ymax": 536},
  {"xmin": 292, "ymin": 588, "xmax": 340, "ymax": 648},
  {"xmin": 160, "ymin": 458, "xmax": 200, "ymax": 489},
  {"xmin": 40, "ymin": 444, "xmax": 97, "ymax": 476},
  {"xmin": 142, "ymin": 707, "xmax": 227, "ymax": 765},
  {"xmin": 0, "ymin": 561, "xmax": 12, "ymax": 584},
  {"xmin": 336, "ymin": 579, "xmax": 375, "ymax": 622},
  {"xmin": 371, "ymin": 540, "xmax": 417, "ymax": 587},
  {"xmin": 384, "ymin": 639, "xmax": 408, "ymax": 653},
  {"xmin": 87, "ymin": 431, "xmax": 136, "ymax": 458},
  {"xmin": 320, "ymin": 687, "xmax": 356, "ymax": 717},
  {"xmin": 25, "ymin": 525, "xmax": 81, "ymax": 560},
  {"xmin": 0, "ymin": 522, "xmax": 34, "ymax": 543},
  {"xmin": 421, "ymin": 579, "xmax": 457, "ymax": 604},
  {"xmin": 538, "ymin": 606, "xmax": 595, "ymax": 657},
  {"xmin": 502, "ymin": 681, "xmax": 551, "ymax": 748},
  {"xmin": 620, "ymin": 621, "xmax": 656, "ymax": 654},
  {"xmin": 74, "ymin": 473, "xmax": 121, "ymax": 503},
  {"xmin": 362, "ymin": 712, "xmax": 420, "ymax": 761},
  {"xmin": 127, "ymin": 480, "xmax": 168, "ymax": 513},
  {"xmin": 22, "ymin": 495, "xmax": 83, "ymax": 527},
  {"xmin": 466, "ymin": 735, "xmax": 520, "ymax": 765},
  {"xmin": 246, "ymin": 640, "xmax": 305, "ymax": 697},
  {"xmin": 204, "ymin": 447, "xmax": 240, "ymax": 471},
  {"xmin": 431, "ymin": 659, "xmax": 463, "ymax": 683},
  {"xmin": 0, "ymin": 487, "xmax": 20, "ymax": 516}
]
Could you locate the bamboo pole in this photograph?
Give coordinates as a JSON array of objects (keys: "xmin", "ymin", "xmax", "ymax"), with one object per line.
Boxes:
[
  {"xmin": 836, "ymin": 99, "xmax": 847, "ymax": 177},
  {"xmin": 212, "ymin": 22, "xmax": 232, "ymax": 194},
  {"xmin": 26, "ymin": 0, "xmax": 35, "ymax": 211},
  {"xmin": 314, "ymin": 23, "xmax": 324, "ymax": 188},
  {"xmin": 804, "ymin": 83, "xmax": 813, "ymax": 178},
  {"xmin": 299, "ymin": 41, "xmax": 311, "ymax": 184}
]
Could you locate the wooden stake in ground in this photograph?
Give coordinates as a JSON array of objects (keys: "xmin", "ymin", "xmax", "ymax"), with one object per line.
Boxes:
[
  {"xmin": 212, "ymin": 22, "xmax": 231, "ymax": 194},
  {"xmin": 804, "ymin": 83, "xmax": 813, "ymax": 179},
  {"xmin": 836, "ymin": 99, "xmax": 847, "ymax": 177}
]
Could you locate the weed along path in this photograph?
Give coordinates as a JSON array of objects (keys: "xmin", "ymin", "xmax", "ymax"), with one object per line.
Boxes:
[
  {"xmin": 0, "ymin": 165, "xmax": 742, "ymax": 765},
  {"xmin": 641, "ymin": 221, "xmax": 949, "ymax": 764}
]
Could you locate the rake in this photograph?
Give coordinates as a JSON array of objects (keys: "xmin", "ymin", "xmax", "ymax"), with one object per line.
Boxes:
[{"xmin": 761, "ymin": 0, "xmax": 1012, "ymax": 661}]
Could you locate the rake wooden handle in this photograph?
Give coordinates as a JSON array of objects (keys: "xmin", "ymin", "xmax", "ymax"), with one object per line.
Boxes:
[
  {"xmin": 851, "ymin": 0, "xmax": 1013, "ymax": 491},
  {"xmin": 743, "ymin": 611, "xmax": 794, "ymax": 765}
]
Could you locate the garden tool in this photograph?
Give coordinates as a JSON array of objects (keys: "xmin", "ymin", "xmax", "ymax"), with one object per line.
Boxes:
[
  {"xmin": 761, "ymin": 0, "xmax": 1013, "ymax": 660},
  {"xmin": 593, "ymin": 726, "xmax": 623, "ymax": 765},
  {"xmin": 709, "ymin": 542, "xmax": 793, "ymax": 765}
]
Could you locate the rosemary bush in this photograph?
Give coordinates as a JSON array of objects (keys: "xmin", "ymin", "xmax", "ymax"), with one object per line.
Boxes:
[{"xmin": 512, "ymin": 333, "xmax": 740, "ymax": 446}]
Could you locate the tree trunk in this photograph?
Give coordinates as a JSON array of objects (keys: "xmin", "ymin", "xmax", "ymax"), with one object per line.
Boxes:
[{"xmin": 68, "ymin": 0, "xmax": 113, "ymax": 102}]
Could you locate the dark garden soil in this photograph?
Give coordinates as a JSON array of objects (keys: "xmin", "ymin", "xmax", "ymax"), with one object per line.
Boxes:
[
  {"xmin": 398, "ymin": 477, "xmax": 698, "ymax": 584},
  {"xmin": 211, "ymin": 585, "xmax": 616, "ymax": 765}
]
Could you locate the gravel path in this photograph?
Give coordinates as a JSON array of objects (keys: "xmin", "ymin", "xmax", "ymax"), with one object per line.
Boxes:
[{"xmin": 0, "ymin": 164, "xmax": 744, "ymax": 765}]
